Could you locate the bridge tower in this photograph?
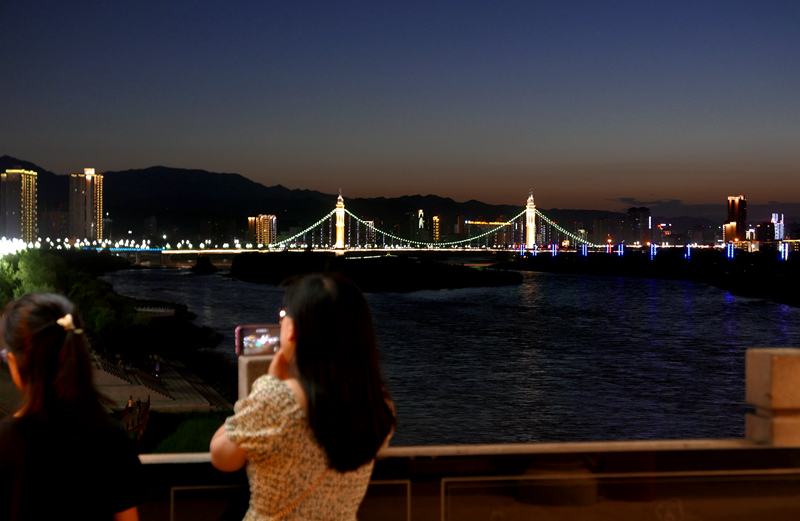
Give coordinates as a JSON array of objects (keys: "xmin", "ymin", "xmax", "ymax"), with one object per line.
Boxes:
[
  {"xmin": 335, "ymin": 191, "xmax": 345, "ymax": 249},
  {"xmin": 525, "ymin": 192, "xmax": 536, "ymax": 250}
]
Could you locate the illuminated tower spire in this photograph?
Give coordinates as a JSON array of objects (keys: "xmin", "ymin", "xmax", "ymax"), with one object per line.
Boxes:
[
  {"xmin": 335, "ymin": 190, "xmax": 345, "ymax": 249},
  {"xmin": 525, "ymin": 191, "xmax": 536, "ymax": 250}
]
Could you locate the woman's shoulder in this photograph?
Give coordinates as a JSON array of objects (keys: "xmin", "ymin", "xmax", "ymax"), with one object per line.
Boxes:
[
  {"xmin": 249, "ymin": 374, "xmax": 295, "ymax": 405},
  {"xmin": 226, "ymin": 375, "xmax": 305, "ymax": 448},
  {"xmin": 231, "ymin": 375, "xmax": 300, "ymax": 422}
]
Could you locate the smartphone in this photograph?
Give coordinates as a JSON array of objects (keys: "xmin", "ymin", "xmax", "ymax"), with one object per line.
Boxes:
[{"xmin": 235, "ymin": 324, "xmax": 281, "ymax": 356}]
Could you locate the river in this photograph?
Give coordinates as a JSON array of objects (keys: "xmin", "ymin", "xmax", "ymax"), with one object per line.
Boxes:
[{"xmin": 101, "ymin": 268, "xmax": 800, "ymax": 446}]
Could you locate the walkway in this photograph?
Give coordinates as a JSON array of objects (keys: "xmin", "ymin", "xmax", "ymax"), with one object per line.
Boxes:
[{"xmin": 94, "ymin": 356, "xmax": 233, "ymax": 412}]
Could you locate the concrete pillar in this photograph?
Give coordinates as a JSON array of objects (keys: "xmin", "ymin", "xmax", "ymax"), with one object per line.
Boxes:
[
  {"xmin": 237, "ymin": 355, "xmax": 274, "ymax": 401},
  {"xmin": 745, "ymin": 348, "xmax": 800, "ymax": 446},
  {"xmin": 525, "ymin": 192, "xmax": 536, "ymax": 250},
  {"xmin": 335, "ymin": 193, "xmax": 345, "ymax": 249}
]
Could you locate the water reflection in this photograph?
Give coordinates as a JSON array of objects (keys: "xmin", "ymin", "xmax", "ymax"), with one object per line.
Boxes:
[{"xmin": 103, "ymin": 268, "xmax": 800, "ymax": 446}]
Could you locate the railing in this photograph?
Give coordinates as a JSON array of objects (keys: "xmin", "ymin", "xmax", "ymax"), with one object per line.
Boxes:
[
  {"xmin": 139, "ymin": 440, "xmax": 800, "ymax": 521},
  {"xmin": 136, "ymin": 348, "xmax": 800, "ymax": 520}
]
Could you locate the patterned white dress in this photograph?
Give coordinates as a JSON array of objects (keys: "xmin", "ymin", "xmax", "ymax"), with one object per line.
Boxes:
[{"xmin": 225, "ymin": 374, "xmax": 374, "ymax": 520}]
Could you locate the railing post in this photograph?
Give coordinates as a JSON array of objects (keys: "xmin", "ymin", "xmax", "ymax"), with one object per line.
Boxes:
[
  {"xmin": 237, "ymin": 355, "xmax": 274, "ymax": 401},
  {"xmin": 745, "ymin": 348, "xmax": 800, "ymax": 446}
]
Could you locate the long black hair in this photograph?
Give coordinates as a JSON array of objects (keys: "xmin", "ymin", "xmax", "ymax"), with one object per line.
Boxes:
[
  {"xmin": 283, "ymin": 273, "xmax": 395, "ymax": 472},
  {"xmin": 1, "ymin": 292, "xmax": 105, "ymax": 424}
]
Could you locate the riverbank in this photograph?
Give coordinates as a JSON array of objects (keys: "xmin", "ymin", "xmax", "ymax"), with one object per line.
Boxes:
[
  {"xmin": 231, "ymin": 251, "xmax": 523, "ymax": 291},
  {"xmin": 492, "ymin": 248, "xmax": 800, "ymax": 308}
]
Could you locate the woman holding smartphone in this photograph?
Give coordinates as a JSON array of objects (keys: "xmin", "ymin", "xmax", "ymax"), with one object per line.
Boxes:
[
  {"xmin": 211, "ymin": 273, "xmax": 395, "ymax": 520},
  {"xmin": 0, "ymin": 292, "xmax": 142, "ymax": 521}
]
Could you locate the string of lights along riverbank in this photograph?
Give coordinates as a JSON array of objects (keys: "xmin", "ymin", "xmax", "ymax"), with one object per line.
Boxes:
[{"xmin": 1, "ymin": 179, "xmax": 795, "ymax": 257}]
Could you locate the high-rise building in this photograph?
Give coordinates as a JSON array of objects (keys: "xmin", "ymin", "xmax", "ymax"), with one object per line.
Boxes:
[
  {"xmin": 39, "ymin": 206, "xmax": 69, "ymax": 239},
  {"xmin": 247, "ymin": 217, "xmax": 257, "ymax": 242},
  {"xmin": 364, "ymin": 220, "xmax": 376, "ymax": 246},
  {"xmin": 772, "ymin": 213, "xmax": 785, "ymax": 240},
  {"xmin": 456, "ymin": 216, "xmax": 466, "ymax": 235},
  {"xmin": 254, "ymin": 214, "xmax": 277, "ymax": 245},
  {"xmin": 726, "ymin": 195, "xmax": 746, "ymax": 242},
  {"xmin": 408, "ymin": 209, "xmax": 430, "ymax": 242},
  {"xmin": 625, "ymin": 207, "xmax": 652, "ymax": 245},
  {"xmin": 69, "ymin": 168, "xmax": 104, "ymax": 241},
  {"xmin": 0, "ymin": 169, "xmax": 38, "ymax": 243},
  {"xmin": 432, "ymin": 215, "xmax": 441, "ymax": 243}
]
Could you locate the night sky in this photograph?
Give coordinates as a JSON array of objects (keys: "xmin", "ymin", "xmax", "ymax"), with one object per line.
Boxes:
[{"xmin": 2, "ymin": 1, "xmax": 799, "ymax": 213}]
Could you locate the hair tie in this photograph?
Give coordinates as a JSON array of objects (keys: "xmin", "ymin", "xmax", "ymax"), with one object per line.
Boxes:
[{"xmin": 56, "ymin": 314, "xmax": 84, "ymax": 335}]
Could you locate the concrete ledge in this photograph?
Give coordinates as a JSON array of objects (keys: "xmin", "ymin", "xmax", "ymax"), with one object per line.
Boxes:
[
  {"xmin": 140, "ymin": 438, "xmax": 761, "ymax": 465},
  {"xmin": 746, "ymin": 348, "xmax": 800, "ymax": 409},
  {"xmin": 746, "ymin": 412, "xmax": 800, "ymax": 446},
  {"xmin": 141, "ymin": 452, "xmax": 212, "ymax": 464},
  {"xmin": 746, "ymin": 348, "xmax": 800, "ymax": 446}
]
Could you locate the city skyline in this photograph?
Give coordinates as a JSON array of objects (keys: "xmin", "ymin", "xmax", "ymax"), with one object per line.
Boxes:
[
  {"xmin": 1, "ymin": 159, "xmax": 793, "ymax": 248},
  {"xmin": 1, "ymin": 2, "xmax": 799, "ymax": 212}
]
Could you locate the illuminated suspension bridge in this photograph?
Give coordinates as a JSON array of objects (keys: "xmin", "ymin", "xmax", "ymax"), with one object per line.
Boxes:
[
  {"xmin": 2, "ymin": 193, "xmax": 794, "ymax": 261},
  {"xmin": 0, "ymin": 193, "xmax": 601, "ymax": 257},
  {"xmin": 249, "ymin": 193, "xmax": 597, "ymax": 252}
]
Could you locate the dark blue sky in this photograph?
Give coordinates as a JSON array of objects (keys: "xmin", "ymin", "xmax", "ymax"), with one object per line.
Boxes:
[{"xmin": 2, "ymin": 1, "xmax": 798, "ymax": 212}]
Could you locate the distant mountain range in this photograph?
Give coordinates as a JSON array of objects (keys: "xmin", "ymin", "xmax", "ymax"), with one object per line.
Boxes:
[{"xmin": 5, "ymin": 155, "xmax": 792, "ymax": 240}]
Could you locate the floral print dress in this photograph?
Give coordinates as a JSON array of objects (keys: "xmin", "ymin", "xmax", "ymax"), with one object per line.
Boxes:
[{"xmin": 225, "ymin": 375, "xmax": 374, "ymax": 520}]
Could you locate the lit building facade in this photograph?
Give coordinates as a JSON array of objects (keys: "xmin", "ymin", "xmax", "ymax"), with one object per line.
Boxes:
[
  {"xmin": 365, "ymin": 220, "xmax": 376, "ymax": 246},
  {"xmin": 254, "ymin": 214, "xmax": 277, "ymax": 245},
  {"xmin": 772, "ymin": 213, "xmax": 785, "ymax": 240},
  {"xmin": 432, "ymin": 215, "xmax": 441, "ymax": 243},
  {"xmin": 726, "ymin": 195, "xmax": 746, "ymax": 242},
  {"xmin": 69, "ymin": 168, "xmax": 104, "ymax": 241},
  {"xmin": 247, "ymin": 217, "xmax": 257, "ymax": 242},
  {"xmin": 408, "ymin": 209, "xmax": 431, "ymax": 242},
  {"xmin": 0, "ymin": 169, "xmax": 38, "ymax": 243}
]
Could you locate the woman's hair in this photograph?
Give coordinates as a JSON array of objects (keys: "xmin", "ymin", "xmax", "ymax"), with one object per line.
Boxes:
[
  {"xmin": 1, "ymin": 292, "xmax": 104, "ymax": 423},
  {"xmin": 283, "ymin": 273, "xmax": 395, "ymax": 472}
]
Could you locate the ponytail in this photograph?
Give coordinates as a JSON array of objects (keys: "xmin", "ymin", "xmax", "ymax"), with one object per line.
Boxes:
[{"xmin": 1, "ymin": 293, "xmax": 104, "ymax": 423}]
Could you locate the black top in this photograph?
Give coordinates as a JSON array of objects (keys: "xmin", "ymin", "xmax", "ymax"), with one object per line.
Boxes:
[{"xmin": 0, "ymin": 413, "xmax": 143, "ymax": 521}]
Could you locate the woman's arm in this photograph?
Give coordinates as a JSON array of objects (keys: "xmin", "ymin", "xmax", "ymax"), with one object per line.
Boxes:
[{"xmin": 210, "ymin": 424, "xmax": 247, "ymax": 472}]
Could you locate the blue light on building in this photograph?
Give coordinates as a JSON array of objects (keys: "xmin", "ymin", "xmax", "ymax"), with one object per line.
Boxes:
[{"xmin": 780, "ymin": 242, "xmax": 789, "ymax": 261}]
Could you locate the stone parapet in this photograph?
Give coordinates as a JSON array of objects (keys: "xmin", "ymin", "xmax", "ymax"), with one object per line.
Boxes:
[
  {"xmin": 745, "ymin": 348, "xmax": 800, "ymax": 446},
  {"xmin": 237, "ymin": 354, "xmax": 273, "ymax": 401}
]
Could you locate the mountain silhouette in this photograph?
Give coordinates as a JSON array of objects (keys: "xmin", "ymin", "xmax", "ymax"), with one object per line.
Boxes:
[{"xmin": 2, "ymin": 155, "xmax": 632, "ymax": 240}]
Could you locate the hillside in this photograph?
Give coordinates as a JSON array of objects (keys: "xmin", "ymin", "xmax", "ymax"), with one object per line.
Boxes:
[{"xmin": 1, "ymin": 155, "xmax": 736, "ymax": 241}]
